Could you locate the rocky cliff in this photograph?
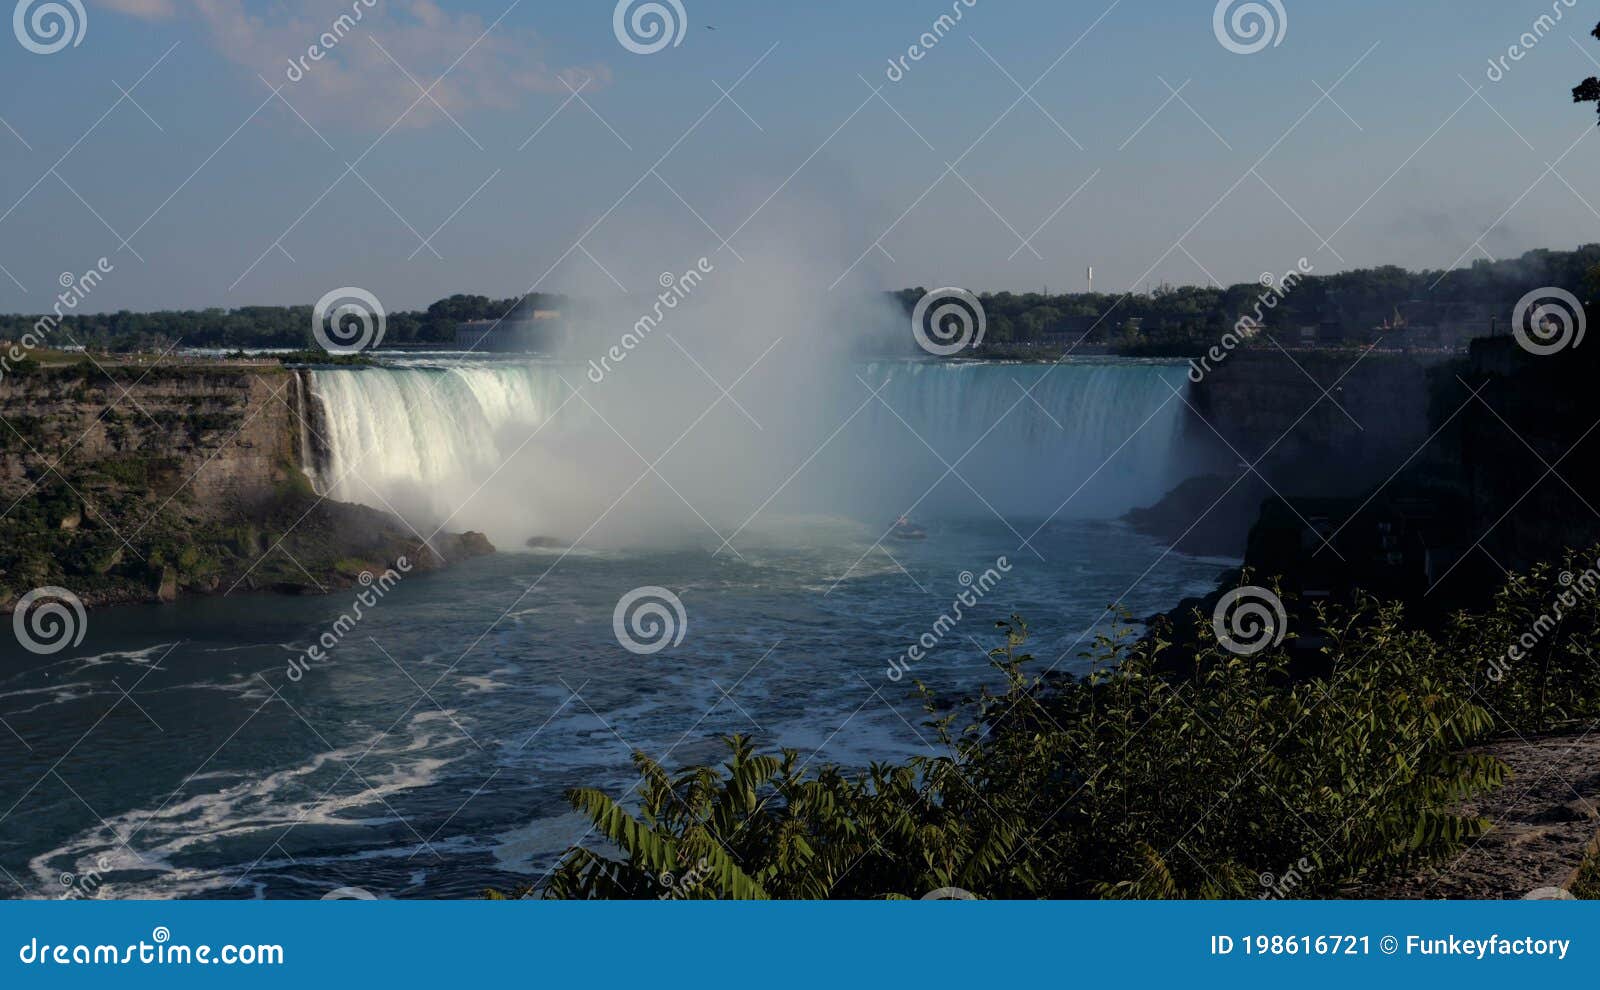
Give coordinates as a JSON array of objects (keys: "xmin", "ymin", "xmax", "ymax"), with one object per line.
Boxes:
[
  {"xmin": 0, "ymin": 356, "xmax": 492, "ymax": 612},
  {"xmin": 1188, "ymin": 348, "xmax": 1455, "ymax": 497},
  {"xmin": 1125, "ymin": 347, "xmax": 1455, "ymax": 557},
  {"xmin": 1185, "ymin": 334, "xmax": 1600, "ymax": 620}
]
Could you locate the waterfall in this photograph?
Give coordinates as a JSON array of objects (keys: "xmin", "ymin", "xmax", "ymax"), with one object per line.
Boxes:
[
  {"xmin": 305, "ymin": 362, "xmax": 571, "ymax": 507},
  {"xmin": 303, "ymin": 359, "xmax": 1198, "ymax": 544},
  {"xmin": 856, "ymin": 360, "xmax": 1196, "ymax": 520}
]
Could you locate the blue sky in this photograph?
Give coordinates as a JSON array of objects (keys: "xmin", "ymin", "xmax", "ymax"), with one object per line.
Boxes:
[{"xmin": 1, "ymin": 0, "xmax": 1598, "ymax": 313}]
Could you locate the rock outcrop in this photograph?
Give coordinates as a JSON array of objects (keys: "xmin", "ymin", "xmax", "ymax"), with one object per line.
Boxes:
[{"xmin": 0, "ymin": 357, "xmax": 494, "ymax": 612}]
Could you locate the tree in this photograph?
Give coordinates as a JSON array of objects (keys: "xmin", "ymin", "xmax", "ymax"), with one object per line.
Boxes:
[{"xmin": 1574, "ymin": 23, "xmax": 1600, "ymax": 121}]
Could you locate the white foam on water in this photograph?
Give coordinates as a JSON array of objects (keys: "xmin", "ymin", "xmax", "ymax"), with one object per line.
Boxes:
[{"xmin": 25, "ymin": 710, "xmax": 470, "ymax": 899}]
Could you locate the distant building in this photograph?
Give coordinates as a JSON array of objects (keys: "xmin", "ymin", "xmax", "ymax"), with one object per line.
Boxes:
[
  {"xmin": 1380, "ymin": 300, "xmax": 1494, "ymax": 352},
  {"xmin": 456, "ymin": 311, "xmax": 562, "ymax": 352}
]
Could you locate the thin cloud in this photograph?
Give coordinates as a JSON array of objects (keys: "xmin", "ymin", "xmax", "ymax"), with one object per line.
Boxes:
[
  {"xmin": 98, "ymin": 0, "xmax": 180, "ymax": 16},
  {"xmin": 110, "ymin": 0, "xmax": 611, "ymax": 129}
]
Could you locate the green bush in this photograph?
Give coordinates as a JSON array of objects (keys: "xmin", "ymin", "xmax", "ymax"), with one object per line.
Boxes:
[
  {"xmin": 533, "ymin": 547, "xmax": 1600, "ymax": 900},
  {"xmin": 1573, "ymin": 846, "xmax": 1600, "ymax": 900}
]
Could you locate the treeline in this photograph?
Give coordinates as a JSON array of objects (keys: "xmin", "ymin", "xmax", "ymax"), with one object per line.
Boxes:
[
  {"xmin": 896, "ymin": 245, "xmax": 1600, "ymax": 349},
  {"xmin": 0, "ymin": 293, "xmax": 567, "ymax": 351},
  {"xmin": 6, "ymin": 246, "xmax": 1599, "ymax": 353}
]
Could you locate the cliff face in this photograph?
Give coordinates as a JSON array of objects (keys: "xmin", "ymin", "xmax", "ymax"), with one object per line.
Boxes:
[
  {"xmin": 1125, "ymin": 348, "xmax": 1455, "ymax": 558},
  {"xmin": 0, "ymin": 358, "xmax": 490, "ymax": 612},
  {"xmin": 1218, "ymin": 335, "xmax": 1600, "ymax": 618},
  {"xmin": 1188, "ymin": 348, "xmax": 1454, "ymax": 498},
  {"xmin": 0, "ymin": 363, "xmax": 302, "ymax": 511},
  {"xmin": 1453, "ymin": 337, "xmax": 1600, "ymax": 576}
]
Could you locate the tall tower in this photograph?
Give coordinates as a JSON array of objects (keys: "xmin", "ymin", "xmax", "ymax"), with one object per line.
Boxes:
[{"xmin": 1086, "ymin": 266, "xmax": 1094, "ymax": 293}]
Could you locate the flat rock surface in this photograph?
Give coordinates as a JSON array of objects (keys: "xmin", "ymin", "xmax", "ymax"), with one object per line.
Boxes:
[{"xmin": 1364, "ymin": 730, "xmax": 1600, "ymax": 899}]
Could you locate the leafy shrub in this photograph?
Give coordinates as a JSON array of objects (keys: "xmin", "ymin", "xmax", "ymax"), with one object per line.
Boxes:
[
  {"xmin": 1573, "ymin": 845, "xmax": 1600, "ymax": 900},
  {"xmin": 532, "ymin": 546, "xmax": 1600, "ymax": 900}
]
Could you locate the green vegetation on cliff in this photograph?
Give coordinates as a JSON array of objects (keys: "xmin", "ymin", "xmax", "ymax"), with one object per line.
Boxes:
[{"xmin": 529, "ymin": 549, "xmax": 1600, "ymax": 900}]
